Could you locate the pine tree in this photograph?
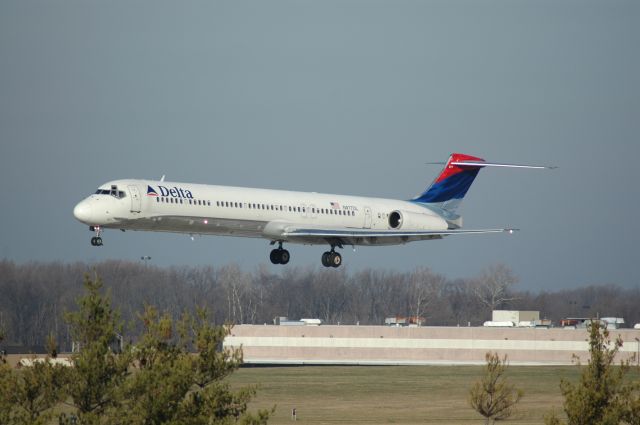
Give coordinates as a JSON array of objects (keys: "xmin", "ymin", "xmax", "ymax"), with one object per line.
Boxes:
[
  {"xmin": 0, "ymin": 327, "xmax": 69, "ymax": 425},
  {"xmin": 113, "ymin": 305, "xmax": 271, "ymax": 424},
  {"xmin": 59, "ymin": 274, "xmax": 270, "ymax": 424},
  {"xmin": 60, "ymin": 273, "xmax": 131, "ymax": 425},
  {"xmin": 0, "ymin": 328, "xmax": 12, "ymax": 424},
  {"xmin": 1, "ymin": 272, "xmax": 270, "ymax": 424},
  {"xmin": 469, "ymin": 352, "xmax": 523, "ymax": 425},
  {"xmin": 545, "ymin": 320, "xmax": 640, "ymax": 425}
]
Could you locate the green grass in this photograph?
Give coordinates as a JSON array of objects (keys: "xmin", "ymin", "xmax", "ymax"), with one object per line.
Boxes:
[{"xmin": 228, "ymin": 365, "xmax": 585, "ymax": 425}]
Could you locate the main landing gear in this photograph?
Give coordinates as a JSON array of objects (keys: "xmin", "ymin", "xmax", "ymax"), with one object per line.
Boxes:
[
  {"xmin": 321, "ymin": 249, "xmax": 342, "ymax": 268},
  {"xmin": 89, "ymin": 226, "xmax": 103, "ymax": 246},
  {"xmin": 268, "ymin": 242, "xmax": 343, "ymax": 268},
  {"xmin": 270, "ymin": 242, "xmax": 290, "ymax": 265}
]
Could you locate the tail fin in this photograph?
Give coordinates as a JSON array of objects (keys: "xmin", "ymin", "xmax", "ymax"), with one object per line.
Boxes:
[
  {"xmin": 411, "ymin": 153, "xmax": 485, "ymax": 214},
  {"xmin": 411, "ymin": 153, "xmax": 553, "ymax": 215}
]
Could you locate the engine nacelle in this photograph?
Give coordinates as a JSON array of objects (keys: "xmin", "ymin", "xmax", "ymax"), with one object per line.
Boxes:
[{"xmin": 388, "ymin": 210, "xmax": 448, "ymax": 231}]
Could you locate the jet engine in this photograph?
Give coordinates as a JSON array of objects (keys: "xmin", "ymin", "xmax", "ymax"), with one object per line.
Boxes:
[{"xmin": 388, "ymin": 210, "xmax": 448, "ymax": 231}]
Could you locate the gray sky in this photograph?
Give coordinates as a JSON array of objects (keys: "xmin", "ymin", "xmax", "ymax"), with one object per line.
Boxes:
[{"xmin": 1, "ymin": 0, "xmax": 638, "ymax": 291}]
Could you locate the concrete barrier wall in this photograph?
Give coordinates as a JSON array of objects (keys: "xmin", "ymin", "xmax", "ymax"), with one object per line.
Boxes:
[{"xmin": 224, "ymin": 325, "xmax": 640, "ymax": 365}]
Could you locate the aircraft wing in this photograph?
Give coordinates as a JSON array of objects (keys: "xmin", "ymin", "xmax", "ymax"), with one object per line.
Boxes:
[{"xmin": 280, "ymin": 226, "xmax": 516, "ymax": 246}]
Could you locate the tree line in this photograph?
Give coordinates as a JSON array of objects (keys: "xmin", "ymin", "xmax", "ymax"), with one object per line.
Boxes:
[{"xmin": 1, "ymin": 259, "xmax": 638, "ymax": 351}]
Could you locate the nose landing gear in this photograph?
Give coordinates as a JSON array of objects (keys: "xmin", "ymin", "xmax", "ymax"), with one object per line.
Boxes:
[
  {"xmin": 269, "ymin": 241, "xmax": 290, "ymax": 265},
  {"xmin": 89, "ymin": 226, "xmax": 103, "ymax": 246}
]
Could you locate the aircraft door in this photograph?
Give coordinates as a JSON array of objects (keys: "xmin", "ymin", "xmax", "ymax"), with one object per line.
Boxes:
[
  {"xmin": 128, "ymin": 185, "xmax": 142, "ymax": 213},
  {"xmin": 364, "ymin": 206, "xmax": 372, "ymax": 228}
]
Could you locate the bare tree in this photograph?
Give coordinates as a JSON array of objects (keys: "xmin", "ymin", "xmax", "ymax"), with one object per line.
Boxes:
[
  {"xmin": 471, "ymin": 264, "xmax": 519, "ymax": 314},
  {"xmin": 406, "ymin": 267, "xmax": 445, "ymax": 323}
]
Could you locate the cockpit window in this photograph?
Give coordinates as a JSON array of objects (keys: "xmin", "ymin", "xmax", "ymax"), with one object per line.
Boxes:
[{"xmin": 94, "ymin": 187, "xmax": 126, "ymax": 199}]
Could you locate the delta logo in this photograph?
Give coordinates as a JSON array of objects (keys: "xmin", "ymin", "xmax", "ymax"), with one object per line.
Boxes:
[{"xmin": 146, "ymin": 185, "xmax": 194, "ymax": 199}]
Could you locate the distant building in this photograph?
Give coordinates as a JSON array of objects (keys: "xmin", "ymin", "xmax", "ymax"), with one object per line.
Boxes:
[
  {"xmin": 486, "ymin": 311, "xmax": 551, "ymax": 328},
  {"xmin": 385, "ymin": 316, "xmax": 425, "ymax": 327},
  {"xmin": 561, "ymin": 317, "xmax": 625, "ymax": 329},
  {"xmin": 274, "ymin": 317, "xmax": 322, "ymax": 326}
]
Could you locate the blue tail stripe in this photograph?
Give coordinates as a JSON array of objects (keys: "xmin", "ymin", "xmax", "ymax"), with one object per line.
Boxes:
[{"xmin": 412, "ymin": 169, "xmax": 480, "ymax": 203}]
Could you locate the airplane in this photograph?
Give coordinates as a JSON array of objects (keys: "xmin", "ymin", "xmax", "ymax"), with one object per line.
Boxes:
[{"xmin": 73, "ymin": 153, "xmax": 551, "ymax": 267}]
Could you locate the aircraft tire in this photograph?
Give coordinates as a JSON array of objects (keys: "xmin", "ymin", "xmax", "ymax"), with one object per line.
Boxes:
[
  {"xmin": 91, "ymin": 237, "xmax": 97, "ymax": 246},
  {"xmin": 321, "ymin": 252, "xmax": 331, "ymax": 267},
  {"xmin": 280, "ymin": 250, "xmax": 290, "ymax": 265},
  {"xmin": 96, "ymin": 237, "xmax": 103, "ymax": 246},
  {"xmin": 270, "ymin": 249, "xmax": 281, "ymax": 264}
]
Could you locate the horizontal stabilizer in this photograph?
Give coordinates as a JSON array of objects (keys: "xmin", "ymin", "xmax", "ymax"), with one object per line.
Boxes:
[{"xmin": 450, "ymin": 161, "xmax": 556, "ymax": 169}]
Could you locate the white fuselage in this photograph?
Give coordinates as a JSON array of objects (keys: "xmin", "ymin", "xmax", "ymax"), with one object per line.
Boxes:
[{"xmin": 73, "ymin": 179, "xmax": 449, "ymax": 246}]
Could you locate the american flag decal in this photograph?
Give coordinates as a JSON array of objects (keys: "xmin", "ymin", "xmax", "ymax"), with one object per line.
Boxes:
[{"xmin": 330, "ymin": 202, "xmax": 340, "ymax": 209}]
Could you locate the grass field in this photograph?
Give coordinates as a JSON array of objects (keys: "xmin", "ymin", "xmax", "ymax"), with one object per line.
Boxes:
[{"xmin": 229, "ymin": 365, "xmax": 590, "ymax": 425}]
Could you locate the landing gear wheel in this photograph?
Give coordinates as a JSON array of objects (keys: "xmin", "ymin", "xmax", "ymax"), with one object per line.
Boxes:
[
  {"xmin": 280, "ymin": 249, "xmax": 290, "ymax": 265},
  {"xmin": 270, "ymin": 249, "xmax": 281, "ymax": 264},
  {"xmin": 321, "ymin": 252, "xmax": 331, "ymax": 267},
  {"xmin": 329, "ymin": 252, "xmax": 342, "ymax": 268},
  {"xmin": 270, "ymin": 249, "xmax": 290, "ymax": 265},
  {"xmin": 321, "ymin": 251, "xmax": 342, "ymax": 267},
  {"xmin": 90, "ymin": 226, "xmax": 103, "ymax": 247}
]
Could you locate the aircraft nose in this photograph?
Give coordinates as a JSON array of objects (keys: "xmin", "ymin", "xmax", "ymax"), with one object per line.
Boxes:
[{"xmin": 73, "ymin": 200, "xmax": 93, "ymax": 223}]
